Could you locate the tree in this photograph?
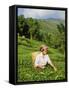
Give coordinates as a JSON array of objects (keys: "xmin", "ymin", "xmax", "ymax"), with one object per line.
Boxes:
[
  {"xmin": 57, "ymin": 23, "xmax": 65, "ymax": 33},
  {"xmin": 57, "ymin": 23, "xmax": 65, "ymax": 53},
  {"xmin": 18, "ymin": 15, "xmax": 25, "ymax": 36},
  {"xmin": 22, "ymin": 21, "xmax": 29, "ymax": 38},
  {"xmin": 27, "ymin": 18, "xmax": 39, "ymax": 40}
]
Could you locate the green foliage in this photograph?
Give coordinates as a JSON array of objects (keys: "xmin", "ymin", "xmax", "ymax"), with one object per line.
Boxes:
[
  {"xmin": 17, "ymin": 15, "xmax": 65, "ymax": 82},
  {"xmin": 18, "ymin": 15, "xmax": 65, "ymax": 54},
  {"xmin": 17, "ymin": 36, "xmax": 65, "ymax": 82},
  {"xmin": 18, "ymin": 15, "xmax": 25, "ymax": 36},
  {"xmin": 26, "ymin": 18, "xmax": 39, "ymax": 40},
  {"xmin": 57, "ymin": 23, "xmax": 65, "ymax": 52}
]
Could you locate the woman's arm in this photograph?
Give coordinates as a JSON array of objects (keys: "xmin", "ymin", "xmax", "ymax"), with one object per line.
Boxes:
[
  {"xmin": 34, "ymin": 64, "xmax": 45, "ymax": 69},
  {"xmin": 49, "ymin": 62, "xmax": 57, "ymax": 71},
  {"xmin": 47, "ymin": 55, "xmax": 57, "ymax": 71}
]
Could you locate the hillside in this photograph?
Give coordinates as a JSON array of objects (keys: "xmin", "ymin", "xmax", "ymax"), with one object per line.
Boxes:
[
  {"xmin": 38, "ymin": 19, "xmax": 65, "ymax": 34},
  {"xmin": 17, "ymin": 36, "xmax": 65, "ymax": 82}
]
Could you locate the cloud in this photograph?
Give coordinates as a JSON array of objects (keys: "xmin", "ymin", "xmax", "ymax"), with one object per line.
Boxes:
[{"xmin": 18, "ymin": 8, "xmax": 65, "ymax": 20}]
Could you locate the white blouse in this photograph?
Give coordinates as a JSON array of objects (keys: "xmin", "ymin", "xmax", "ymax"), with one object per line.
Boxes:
[{"xmin": 34, "ymin": 52, "xmax": 51, "ymax": 67}]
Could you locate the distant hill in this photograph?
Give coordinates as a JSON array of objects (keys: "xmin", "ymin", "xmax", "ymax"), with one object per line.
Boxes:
[{"xmin": 37, "ymin": 18, "xmax": 65, "ymax": 34}]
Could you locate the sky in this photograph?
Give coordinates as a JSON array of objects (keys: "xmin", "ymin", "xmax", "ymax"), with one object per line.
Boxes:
[{"xmin": 18, "ymin": 8, "xmax": 65, "ymax": 20}]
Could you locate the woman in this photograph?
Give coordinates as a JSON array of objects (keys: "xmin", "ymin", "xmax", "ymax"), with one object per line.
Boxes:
[{"xmin": 34, "ymin": 45, "xmax": 57, "ymax": 71}]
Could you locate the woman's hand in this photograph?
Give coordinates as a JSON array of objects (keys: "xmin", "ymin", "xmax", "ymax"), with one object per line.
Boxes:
[
  {"xmin": 54, "ymin": 67, "xmax": 57, "ymax": 72},
  {"xmin": 35, "ymin": 64, "xmax": 45, "ymax": 69}
]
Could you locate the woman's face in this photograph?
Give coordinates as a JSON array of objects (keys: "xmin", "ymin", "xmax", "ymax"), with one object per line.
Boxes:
[{"xmin": 42, "ymin": 48, "xmax": 48, "ymax": 55}]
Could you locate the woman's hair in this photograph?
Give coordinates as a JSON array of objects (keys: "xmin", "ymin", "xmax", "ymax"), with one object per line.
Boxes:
[{"xmin": 40, "ymin": 45, "xmax": 48, "ymax": 52}]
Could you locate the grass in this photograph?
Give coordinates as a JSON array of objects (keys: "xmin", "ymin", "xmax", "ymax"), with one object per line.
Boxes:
[{"xmin": 17, "ymin": 36, "xmax": 65, "ymax": 82}]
